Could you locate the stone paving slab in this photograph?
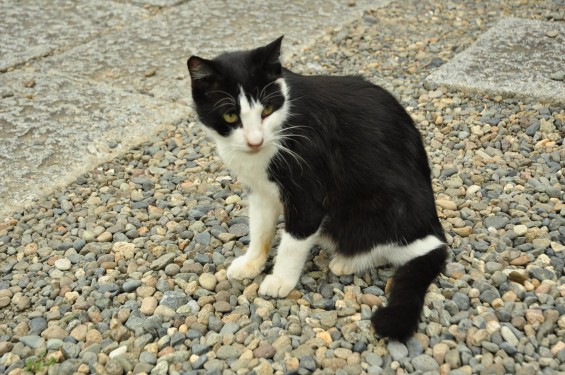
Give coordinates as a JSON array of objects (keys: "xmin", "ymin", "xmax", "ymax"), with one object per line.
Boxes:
[
  {"xmin": 0, "ymin": 0, "xmax": 391, "ymax": 219},
  {"xmin": 35, "ymin": 0, "xmax": 390, "ymax": 105},
  {"xmin": 113, "ymin": 0, "xmax": 189, "ymax": 7},
  {"xmin": 0, "ymin": 0, "xmax": 149, "ymax": 71},
  {"xmin": 425, "ymin": 18, "xmax": 565, "ymax": 104},
  {"xmin": 0, "ymin": 71, "xmax": 185, "ymax": 218}
]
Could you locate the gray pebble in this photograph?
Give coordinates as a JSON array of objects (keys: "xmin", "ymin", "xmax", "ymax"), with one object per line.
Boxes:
[
  {"xmin": 301, "ymin": 355, "xmax": 317, "ymax": 371},
  {"xmin": 160, "ymin": 291, "xmax": 188, "ymax": 310},
  {"xmin": 150, "ymin": 253, "xmax": 177, "ymax": 270},
  {"xmin": 19, "ymin": 335, "xmax": 44, "ymax": 349},
  {"xmin": 387, "ymin": 341, "xmax": 408, "ymax": 361},
  {"xmin": 61, "ymin": 342, "xmax": 80, "ymax": 359},
  {"xmin": 122, "ymin": 280, "xmax": 142, "ymax": 292},
  {"xmin": 412, "ymin": 354, "xmax": 439, "ymax": 371},
  {"xmin": 194, "ymin": 231, "xmax": 211, "ymax": 245}
]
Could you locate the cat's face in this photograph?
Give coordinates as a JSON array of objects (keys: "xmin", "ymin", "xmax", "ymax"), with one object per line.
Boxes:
[{"xmin": 187, "ymin": 37, "xmax": 289, "ymax": 157}]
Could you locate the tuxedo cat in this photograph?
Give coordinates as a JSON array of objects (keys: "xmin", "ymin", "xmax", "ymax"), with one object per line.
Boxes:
[{"xmin": 187, "ymin": 37, "xmax": 447, "ymax": 342}]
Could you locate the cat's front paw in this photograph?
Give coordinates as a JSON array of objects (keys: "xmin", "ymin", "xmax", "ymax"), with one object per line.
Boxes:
[
  {"xmin": 227, "ymin": 255, "xmax": 264, "ymax": 280},
  {"xmin": 258, "ymin": 274, "xmax": 295, "ymax": 298},
  {"xmin": 329, "ymin": 255, "xmax": 356, "ymax": 276}
]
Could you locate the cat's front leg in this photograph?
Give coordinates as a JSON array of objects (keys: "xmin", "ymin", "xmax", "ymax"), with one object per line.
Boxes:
[
  {"xmin": 259, "ymin": 231, "xmax": 317, "ymax": 298},
  {"xmin": 227, "ymin": 192, "xmax": 279, "ymax": 281}
]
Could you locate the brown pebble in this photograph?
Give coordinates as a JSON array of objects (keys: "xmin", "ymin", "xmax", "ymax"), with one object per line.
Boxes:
[
  {"xmin": 253, "ymin": 344, "xmax": 276, "ymax": 359},
  {"xmin": 213, "ymin": 300, "xmax": 232, "ymax": 313},
  {"xmin": 158, "ymin": 346, "xmax": 175, "ymax": 357},
  {"xmin": 24, "ymin": 79, "xmax": 35, "ymax": 88},
  {"xmin": 453, "ymin": 226, "xmax": 473, "ymax": 237},
  {"xmin": 360, "ymin": 294, "xmax": 382, "ymax": 307},
  {"xmin": 144, "ymin": 68, "xmax": 157, "ymax": 77},
  {"xmin": 510, "ymin": 255, "xmax": 530, "ymax": 266},
  {"xmin": 385, "ymin": 278, "xmax": 394, "ymax": 295},
  {"xmin": 508, "ymin": 271, "xmax": 528, "ymax": 284}
]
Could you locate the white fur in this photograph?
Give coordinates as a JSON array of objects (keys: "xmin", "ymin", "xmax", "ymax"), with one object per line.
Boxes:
[
  {"xmin": 238, "ymin": 88, "xmax": 264, "ymax": 146},
  {"xmin": 226, "ymin": 189, "xmax": 281, "ymax": 280},
  {"xmin": 329, "ymin": 234, "xmax": 445, "ymax": 276},
  {"xmin": 222, "ymin": 79, "xmax": 293, "ymax": 283},
  {"xmin": 259, "ymin": 230, "xmax": 319, "ymax": 298},
  {"xmin": 211, "ymin": 78, "xmax": 290, "ymax": 189}
]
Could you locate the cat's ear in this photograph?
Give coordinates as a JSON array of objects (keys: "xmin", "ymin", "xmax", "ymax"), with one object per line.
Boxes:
[
  {"xmin": 257, "ymin": 36, "xmax": 284, "ymax": 76},
  {"xmin": 187, "ymin": 56, "xmax": 218, "ymax": 82}
]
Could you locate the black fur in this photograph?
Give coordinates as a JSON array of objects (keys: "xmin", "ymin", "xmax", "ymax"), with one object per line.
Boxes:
[
  {"xmin": 372, "ymin": 245, "xmax": 448, "ymax": 341},
  {"xmin": 188, "ymin": 37, "xmax": 447, "ymax": 341}
]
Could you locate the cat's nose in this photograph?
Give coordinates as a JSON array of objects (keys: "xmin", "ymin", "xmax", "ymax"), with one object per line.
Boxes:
[{"xmin": 247, "ymin": 139, "xmax": 263, "ymax": 149}]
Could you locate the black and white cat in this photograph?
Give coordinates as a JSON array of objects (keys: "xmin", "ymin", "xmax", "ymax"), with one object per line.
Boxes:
[{"xmin": 187, "ymin": 37, "xmax": 447, "ymax": 342}]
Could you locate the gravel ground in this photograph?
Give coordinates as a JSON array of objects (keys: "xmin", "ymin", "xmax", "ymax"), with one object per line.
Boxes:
[{"xmin": 1, "ymin": 1, "xmax": 564, "ymax": 375}]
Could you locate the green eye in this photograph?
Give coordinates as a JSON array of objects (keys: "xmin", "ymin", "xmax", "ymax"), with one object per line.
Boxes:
[
  {"xmin": 261, "ymin": 105, "xmax": 274, "ymax": 118},
  {"xmin": 223, "ymin": 113, "xmax": 239, "ymax": 124}
]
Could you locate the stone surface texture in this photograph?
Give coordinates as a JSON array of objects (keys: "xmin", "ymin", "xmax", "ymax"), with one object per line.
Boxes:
[
  {"xmin": 426, "ymin": 17, "xmax": 565, "ymax": 104},
  {"xmin": 0, "ymin": 1, "xmax": 564, "ymax": 375}
]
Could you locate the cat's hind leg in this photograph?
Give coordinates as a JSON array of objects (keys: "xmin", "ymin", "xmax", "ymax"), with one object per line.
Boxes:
[
  {"xmin": 371, "ymin": 235, "xmax": 447, "ymax": 342},
  {"xmin": 329, "ymin": 251, "xmax": 388, "ymax": 276},
  {"xmin": 227, "ymin": 192, "xmax": 279, "ymax": 280}
]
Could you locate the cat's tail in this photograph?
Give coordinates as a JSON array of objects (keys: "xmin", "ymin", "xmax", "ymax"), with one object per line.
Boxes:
[{"xmin": 371, "ymin": 244, "xmax": 448, "ymax": 342}]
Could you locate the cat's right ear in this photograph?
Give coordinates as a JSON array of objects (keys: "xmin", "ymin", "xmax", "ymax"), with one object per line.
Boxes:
[{"xmin": 187, "ymin": 56, "xmax": 217, "ymax": 82}]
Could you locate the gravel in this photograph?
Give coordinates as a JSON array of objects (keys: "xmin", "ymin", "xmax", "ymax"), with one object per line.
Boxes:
[{"xmin": 1, "ymin": 0, "xmax": 564, "ymax": 374}]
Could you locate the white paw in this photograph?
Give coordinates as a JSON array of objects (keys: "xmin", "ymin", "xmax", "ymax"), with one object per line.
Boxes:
[
  {"xmin": 258, "ymin": 274, "xmax": 295, "ymax": 298},
  {"xmin": 227, "ymin": 255, "xmax": 264, "ymax": 280},
  {"xmin": 329, "ymin": 255, "xmax": 356, "ymax": 276}
]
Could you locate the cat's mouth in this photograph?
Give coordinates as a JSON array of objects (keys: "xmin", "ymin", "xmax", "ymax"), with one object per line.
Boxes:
[{"xmin": 246, "ymin": 148, "xmax": 262, "ymax": 154}]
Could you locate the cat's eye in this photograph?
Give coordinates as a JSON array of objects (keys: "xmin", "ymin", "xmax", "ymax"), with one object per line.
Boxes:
[
  {"xmin": 223, "ymin": 113, "xmax": 239, "ymax": 124},
  {"xmin": 261, "ymin": 105, "xmax": 274, "ymax": 118}
]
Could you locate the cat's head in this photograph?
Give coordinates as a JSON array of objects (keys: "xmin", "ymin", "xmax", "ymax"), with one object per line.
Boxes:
[{"xmin": 187, "ymin": 37, "xmax": 289, "ymax": 155}]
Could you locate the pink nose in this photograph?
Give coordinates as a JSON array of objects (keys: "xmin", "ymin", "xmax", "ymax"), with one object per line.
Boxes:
[{"xmin": 247, "ymin": 139, "xmax": 263, "ymax": 149}]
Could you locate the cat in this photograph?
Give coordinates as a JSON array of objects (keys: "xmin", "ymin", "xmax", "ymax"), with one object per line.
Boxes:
[{"xmin": 186, "ymin": 36, "xmax": 448, "ymax": 342}]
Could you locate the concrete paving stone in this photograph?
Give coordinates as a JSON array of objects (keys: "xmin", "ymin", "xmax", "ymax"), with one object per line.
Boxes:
[
  {"xmin": 425, "ymin": 17, "xmax": 565, "ymax": 104},
  {"xmin": 0, "ymin": 0, "xmax": 391, "ymax": 218},
  {"xmin": 0, "ymin": 71, "xmax": 186, "ymax": 218},
  {"xmin": 113, "ymin": 0, "xmax": 189, "ymax": 7},
  {"xmin": 35, "ymin": 0, "xmax": 391, "ymax": 105},
  {"xmin": 0, "ymin": 0, "xmax": 149, "ymax": 71}
]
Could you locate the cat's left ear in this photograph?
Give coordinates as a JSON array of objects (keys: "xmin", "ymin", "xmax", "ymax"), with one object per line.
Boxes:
[{"xmin": 258, "ymin": 36, "xmax": 284, "ymax": 76}]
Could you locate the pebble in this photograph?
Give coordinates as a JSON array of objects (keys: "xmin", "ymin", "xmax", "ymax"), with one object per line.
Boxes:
[
  {"xmin": 140, "ymin": 297, "xmax": 158, "ymax": 315},
  {"xmin": 122, "ymin": 280, "xmax": 142, "ymax": 292},
  {"xmin": 19, "ymin": 335, "xmax": 44, "ymax": 349},
  {"xmin": 388, "ymin": 341, "xmax": 408, "ymax": 361},
  {"xmin": 199, "ymin": 273, "xmax": 217, "ymax": 291},
  {"xmin": 150, "ymin": 253, "xmax": 177, "ymax": 270},
  {"xmin": 412, "ymin": 354, "xmax": 439, "ymax": 371},
  {"xmin": 54, "ymin": 258, "xmax": 72, "ymax": 271},
  {"xmin": 253, "ymin": 344, "xmax": 276, "ymax": 359}
]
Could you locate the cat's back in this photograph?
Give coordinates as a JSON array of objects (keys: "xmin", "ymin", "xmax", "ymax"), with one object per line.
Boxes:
[
  {"xmin": 280, "ymin": 69, "xmax": 430, "ymax": 187},
  {"xmin": 282, "ymin": 70, "xmax": 402, "ymax": 111}
]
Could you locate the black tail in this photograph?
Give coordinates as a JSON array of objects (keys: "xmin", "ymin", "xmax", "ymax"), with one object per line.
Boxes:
[{"xmin": 371, "ymin": 245, "xmax": 448, "ymax": 342}]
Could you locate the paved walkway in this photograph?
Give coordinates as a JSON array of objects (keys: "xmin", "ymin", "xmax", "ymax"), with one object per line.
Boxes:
[
  {"xmin": 0, "ymin": 0, "xmax": 389, "ymax": 219},
  {"xmin": 1, "ymin": 1, "xmax": 563, "ymax": 219}
]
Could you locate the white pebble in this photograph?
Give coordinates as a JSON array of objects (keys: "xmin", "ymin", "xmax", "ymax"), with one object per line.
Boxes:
[{"xmin": 54, "ymin": 258, "xmax": 71, "ymax": 271}]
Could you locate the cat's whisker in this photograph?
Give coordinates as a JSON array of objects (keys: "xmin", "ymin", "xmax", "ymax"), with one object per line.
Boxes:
[
  {"xmin": 262, "ymin": 92, "xmax": 284, "ymax": 103},
  {"xmin": 211, "ymin": 100, "xmax": 236, "ymax": 112},
  {"xmin": 259, "ymin": 80, "xmax": 278, "ymax": 102},
  {"xmin": 271, "ymin": 126, "xmax": 309, "ymax": 140},
  {"xmin": 273, "ymin": 133, "xmax": 310, "ymax": 143},
  {"xmin": 273, "ymin": 142, "xmax": 307, "ymax": 176},
  {"xmin": 208, "ymin": 90, "xmax": 237, "ymax": 103},
  {"xmin": 271, "ymin": 124, "xmax": 308, "ymax": 134}
]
